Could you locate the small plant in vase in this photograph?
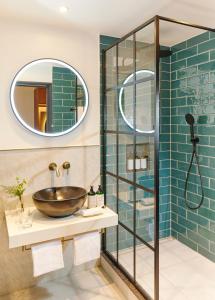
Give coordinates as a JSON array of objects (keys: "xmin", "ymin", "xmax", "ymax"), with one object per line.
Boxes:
[{"xmin": 4, "ymin": 177, "xmax": 27, "ymax": 212}]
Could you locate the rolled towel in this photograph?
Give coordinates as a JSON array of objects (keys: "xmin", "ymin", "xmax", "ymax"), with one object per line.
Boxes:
[
  {"xmin": 73, "ymin": 231, "xmax": 100, "ymax": 265},
  {"xmin": 32, "ymin": 240, "xmax": 64, "ymax": 277}
]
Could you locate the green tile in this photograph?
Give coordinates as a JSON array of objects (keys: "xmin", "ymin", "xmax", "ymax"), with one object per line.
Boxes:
[
  {"xmin": 63, "ymin": 74, "xmax": 75, "ymax": 80},
  {"xmin": 210, "ymin": 50, "xmax": 215, "ymax": 60},
  {"xmin": 160, "ymin": 71, "xmax": 170, "ymax": 80},
  {"xmin": 53, "ymin": 67, "xmax": 73, "ymax": 74},
  {"xmin": 187, "ymin": 52, "xmax": 209, "ymax": 67},
  {"xmin": 172, "ymin": 59, "xmax": 187, "ymax": 71},
  {"xmin": 171, "ymin": 97, "xmax": 187, "ymax": 107},
  {"xmin": 198, "ymin": 38, "xmax": 215, "ymax": 53},
  {"xmin": 178, "ymin": 216, "xmax": 197, "ymax": 231},
  {"xmin": 52, "ymin": 113, "xmax": 62, "ymax": 119},
  {"xmin": 52, "ymin": 86, "xmax": 62, "ymax": 93},
  {"xmin": 198, "ymin": 246, "xmax": 215, "ymax": 262},
  {"xmin": 187, "ymin": 211, "xmax": 209, "ymax": 227},
  {"xmin": 199, "ymin": 207, "xmax": 215, "ymax": 221},
  {"xmin": 187, "ymin": 32, "xmax": 209, "ymax": 47},
  {"xmin": 187, "ymin": 230, "xmax": 209, "ymax": 249},
  {"xmin": 177, "ymin": 66, "xmax": 197, "ymax": 79},
  {"xmin": 172, "ymin": 78, "xmax": 187, "ymax": 89},
  {"xmin": 209, "ymin": 31, "xmax": 215, "ymax": 39},
  {"xmin": 172, "ymin": 221, "xmax": 186, "ymax": 234},
  {"xmin": 210, "ymin": 242, "xmax": 215, "ymax": 253},
  {"xmin": 100, "ymin": 35, "xmax": 119, "ymax": 45},
  {"xmin": 198, "ymin": 61, "xmax": 215, "ymax": 73},
  {"xmin": 52, "ymin": 106, "xmax": 69, "ymax": 113},
  {"xmin": 198, "ymin": 145, "xmax": 215, "ymax": 157},
  {"xmin": 171, "ymin": 41, "xmax": 187, "ymax": 53},
  {"xmin": 177, "ymin": 87, "xmax": 195, "ymax": 97},
  {"xmin": 53, "ymin": 79, "xmax": 72, "ymax": 87},
  {"xmin": 53, "ymin": 73, "xmax": 63, "ymax": 79},
  {"xmin": 177, "ymin": 46, "xmax": 197, "ymax": 60}
]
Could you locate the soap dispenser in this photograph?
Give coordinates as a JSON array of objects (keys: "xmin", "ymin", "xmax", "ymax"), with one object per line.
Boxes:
[
  {"xmin": 127, "ymin": 153, "xmax": 134, "ymax": 171},
  {"xmin": 141, "ymin": 155, "xmax": 148, "ymax": 170},
  {"xmin": 96, "ymin": 185, "xmax": 104, "ymax": 207},
  {"xmin": 135, "ymin": 154, "xmax": 141, "ymax": 170},
  {"xmin": 88, "ymin": 186, "xmax": 96, "ymax": 208}
]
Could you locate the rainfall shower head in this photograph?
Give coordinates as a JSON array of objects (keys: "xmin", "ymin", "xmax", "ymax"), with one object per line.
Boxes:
[{"xmin": 185, "ymin": 113, "xmax": 195, "ymax": 126}]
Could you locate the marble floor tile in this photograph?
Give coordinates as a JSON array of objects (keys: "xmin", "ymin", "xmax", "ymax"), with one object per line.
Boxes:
[{"xmin": 0, "ymin": 267, "xmax": 126, "ymax": 300}]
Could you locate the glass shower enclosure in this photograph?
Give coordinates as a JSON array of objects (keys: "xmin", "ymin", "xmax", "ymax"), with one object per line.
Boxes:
[
  {"xmin": 102, "ymin": 17, "xmax": 159, "ymax": 300},
  {"xmin": 102, "ymin": 15, "xmax": 215, "ymax": 300}
]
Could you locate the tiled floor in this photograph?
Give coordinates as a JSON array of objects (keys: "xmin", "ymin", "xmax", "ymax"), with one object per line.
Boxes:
[
  {"xmin": 118, "ymin": 238, "xmax": 215, "ymax": 300},
  {"xmin": 0, "ymin": 267, "xmax": 126, "ymax": 300},
  {"xmin": 2, "ymin": 239, "xmax": 215, "ymax": 300}
]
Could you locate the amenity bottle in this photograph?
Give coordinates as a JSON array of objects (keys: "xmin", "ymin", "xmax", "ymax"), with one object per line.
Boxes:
[
  {"xmin": 96, "ymin": 185, "xmax": 104, "ymax": 207},
  {"xmin": 88, "ymin": 186, "xmax": 96, "ymax": 208}
]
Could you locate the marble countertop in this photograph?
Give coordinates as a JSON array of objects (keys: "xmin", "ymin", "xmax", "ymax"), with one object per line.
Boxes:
[{"xmin": 5, "ymin": 207, "xmax": 118, "ymax": 248}]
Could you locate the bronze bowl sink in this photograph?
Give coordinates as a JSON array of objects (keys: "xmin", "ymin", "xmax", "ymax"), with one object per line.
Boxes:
[{"xmin": 32, "ymin": 186, "xmax": 87, "ymax": 218}]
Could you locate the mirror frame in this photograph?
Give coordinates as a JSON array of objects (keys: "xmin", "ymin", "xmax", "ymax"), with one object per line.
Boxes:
[
  {"xmin": 10, "ymin": 58, "xmax": 89, "ymax": 137},
  {"xmin": 119, "ymin": 69, "xmax": 155, "ymax": 134}
]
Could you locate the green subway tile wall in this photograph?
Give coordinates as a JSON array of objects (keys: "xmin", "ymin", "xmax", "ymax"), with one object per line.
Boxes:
[
  {"xmin": 52, "ymin": 67, "xmax": 77, "ymax": 132},
  {"xmin": 171, "ymin": 31, "xmax": 215, "ymax": 262}
]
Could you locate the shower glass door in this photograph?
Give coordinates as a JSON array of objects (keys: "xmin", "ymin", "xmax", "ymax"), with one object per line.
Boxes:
[{"xmin": 102, "ymin": 18, "xmax": 160, "ymax": 300}]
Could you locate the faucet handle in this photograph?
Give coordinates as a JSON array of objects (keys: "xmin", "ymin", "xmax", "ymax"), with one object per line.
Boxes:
[
  {"xmin": 62, "ymin": 161, "xmax": 70, "ymax": 170},
  {"xmin": 49, "ymin": 162, "xmax": 57, "ymax": 171}
]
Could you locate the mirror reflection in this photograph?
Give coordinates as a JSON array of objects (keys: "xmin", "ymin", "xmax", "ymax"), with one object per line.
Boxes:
[
  {"xmin": 11, "ymin": 59, "xmax": 88, "ymax": 136},
  {"xmin": 119, "ymin": 69, "xmax": 155, "ymax": 133}
]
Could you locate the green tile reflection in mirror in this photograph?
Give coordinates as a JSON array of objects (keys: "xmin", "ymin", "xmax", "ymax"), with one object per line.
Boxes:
[{"xmin": 10, "ymin": 58, "xmax": 89, "ymax": 137}]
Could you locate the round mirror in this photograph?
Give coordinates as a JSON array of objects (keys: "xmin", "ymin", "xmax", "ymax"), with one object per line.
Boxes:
[
  {"xmin": 10, "ymin": 59, "xmax": 89, "ymax": 137},
  {"xmin": 119, "ymin": 69, "xmax": 155, "ymax": 134}
]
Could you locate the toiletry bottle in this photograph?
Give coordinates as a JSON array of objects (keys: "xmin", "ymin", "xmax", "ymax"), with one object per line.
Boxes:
[
  {"xmin": 141, "ymin": 154, "xmax": 147, "ymax": 170},
  {"xmin": 135, "ymin": 154, "xmax": 141, "ymax": 170},
  {"xmin": 96, "ymin": 185, "xmax": 104, "ymax": 207},
  {"xmin": 88, "ymin": 186, "xmax": 96, "ymax": 208},
  {"xmin": 127, "ymin": 153, "xmax": 134, "ymax": 171}
]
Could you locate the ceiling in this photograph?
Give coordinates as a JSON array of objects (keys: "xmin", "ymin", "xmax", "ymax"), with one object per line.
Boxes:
[{"xmin": 0, "ymin": 0, "xmax": 214, "ymax": 43}]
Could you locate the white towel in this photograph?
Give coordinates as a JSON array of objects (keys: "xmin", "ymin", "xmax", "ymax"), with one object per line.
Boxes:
[
  {"xmin": 73, "ymin": 231, "xmax": 100, "ymax": 265},
  {"xmin": 78, "ymin": 207, "xmax": 104, "ymax": 217},
  {"xmin": 32, "ymin": 240, "xmax": 64, "ymax": 277}
]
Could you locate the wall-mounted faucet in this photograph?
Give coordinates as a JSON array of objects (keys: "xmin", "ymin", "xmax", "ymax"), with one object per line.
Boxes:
[
  {"xmin": 49, "ymin": 162, "xmax": 61, "ymax": 177},
  {"xmin": 62, "ymin": 161, "xmax": 70, "ymax": 174}
]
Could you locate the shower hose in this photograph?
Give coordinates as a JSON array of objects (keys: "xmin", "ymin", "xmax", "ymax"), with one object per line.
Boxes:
[{"xmin": 184, "ymin": 144, "xmax": 204, "ymax": 210}]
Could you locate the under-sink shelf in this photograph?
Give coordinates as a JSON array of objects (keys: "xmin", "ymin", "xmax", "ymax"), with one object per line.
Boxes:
[{"xmin": 5, "ymin": 207, "xmax": 118, "ymax": 248}]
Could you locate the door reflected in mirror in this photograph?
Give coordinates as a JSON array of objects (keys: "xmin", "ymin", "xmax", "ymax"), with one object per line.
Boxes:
[
  {"xmin": 11, "ymin": 59, "xmax": 89, "ymax": 137},
  {"xmin": 119, "ymin": 69, "xmax": 155, "ymax": 134}
]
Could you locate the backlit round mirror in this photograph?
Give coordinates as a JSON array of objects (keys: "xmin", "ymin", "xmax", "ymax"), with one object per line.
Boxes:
[
  {"xmin": 10, "ymin": 59, "xmax": 89, "ymax": 137},
  {"xmin": 119, "ymin": 69, "xmax": 155, "ymax": 134}
]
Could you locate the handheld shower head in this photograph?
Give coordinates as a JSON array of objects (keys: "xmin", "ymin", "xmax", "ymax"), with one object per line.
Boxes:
[
  {"xmin": 185, "ymin": 113, "xmax": 199, "ymax": 144},
  {"xmin": 185, "ymin": 113, "xmax": 195, "ymax": 140},
  {"xmin": 185, "ymin": 113, "xmax": 195, "ymax": 126}
]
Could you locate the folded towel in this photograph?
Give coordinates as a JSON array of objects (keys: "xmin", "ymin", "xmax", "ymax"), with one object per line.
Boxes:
[
  {"xmin": 78, "ymin": 207, "xmax": 104, "ymax": 217},
  {"xmin": 32, "ymin": 240, "xmax": 64, "ymax": 277},
  {"xmin": 73, "ymin": 231, "xmax": 100, "ymax": 265}
]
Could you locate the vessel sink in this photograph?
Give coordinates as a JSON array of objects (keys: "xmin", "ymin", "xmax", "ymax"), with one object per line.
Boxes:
[{"xmin": 32, "ymin": 186, "xmax": 87, "ymax": 218}]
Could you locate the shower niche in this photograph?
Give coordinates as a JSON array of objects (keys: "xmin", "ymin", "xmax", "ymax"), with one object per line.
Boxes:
[{"xmin": 126, "ymin": 143, "xmax": 149, "ymax": 172}]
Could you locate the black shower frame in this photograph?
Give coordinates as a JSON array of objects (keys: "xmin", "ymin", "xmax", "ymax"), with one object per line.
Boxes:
[{"xmin": 101, "ymin": 15, "xmax": 215, "ymax": 300}]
